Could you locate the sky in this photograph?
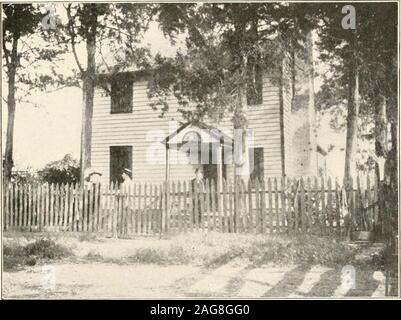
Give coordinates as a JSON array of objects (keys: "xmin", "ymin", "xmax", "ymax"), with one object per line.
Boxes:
[
  {"xmin": 2, "ymin": 19, "xmax": 182, "ymax": 170},
  {"xmin": 2, "ymin": 9, "xmax": 349, "ymax": 178}
]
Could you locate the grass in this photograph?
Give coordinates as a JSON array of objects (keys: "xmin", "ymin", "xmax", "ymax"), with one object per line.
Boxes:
[
  {"xmin": 80, "ymin": 232, "xmax": 361, "ymax": 268},
  {"xmin": 3, "ymin": 232, "xmax": 365, "ymax": 269},
  {"xmin": 3, "ymin": 238, "xmax": 72, "ymax": 271}
]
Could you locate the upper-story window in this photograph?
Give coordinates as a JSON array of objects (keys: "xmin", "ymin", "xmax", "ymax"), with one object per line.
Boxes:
[
  {"xmin": 110, "ymin": 74, "xmax": 133, "ymax": 114},
  {"xmin": 246, "ymin": 61, "xmax": 263, "ymax": 106}
]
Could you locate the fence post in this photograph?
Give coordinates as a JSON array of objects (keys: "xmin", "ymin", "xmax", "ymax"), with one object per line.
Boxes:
[
  {"xmin": 267, "ymin": 178, "xmax": 273, "ymax": 234},
  {"xmin": 247, "ymin": 179, "xmax": 253, "ymax": 233},
  {"xmin": 335, "ymin": 178, "xmax": 341, "ymax": 236},
  {"xmin": 281, "ymin": 177, "xmax": 286, "ymax": 234},
  {"xmin": 111, "ymin": 183, "xmax": 117, "ymax": 238}
]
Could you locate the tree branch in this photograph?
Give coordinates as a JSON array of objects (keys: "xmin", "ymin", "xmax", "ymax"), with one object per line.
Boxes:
[{"xmin": 65, "ymin": 4, "xmax": 84, "ymax": 75}]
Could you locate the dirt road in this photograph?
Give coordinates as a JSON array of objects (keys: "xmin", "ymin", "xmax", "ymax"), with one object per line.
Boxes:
[{"xmin": 3, "ymin": 260, "xmax": 390, "ymax": 299}]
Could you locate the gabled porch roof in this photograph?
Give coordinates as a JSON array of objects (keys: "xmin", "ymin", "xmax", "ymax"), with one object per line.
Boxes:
[{"xmin": 161, "ymin": 121, "xmax": 234, "ymax": 147}]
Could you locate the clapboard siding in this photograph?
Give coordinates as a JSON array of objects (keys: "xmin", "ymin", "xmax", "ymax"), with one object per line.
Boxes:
[{"xmin": 91, "ymin": 73, "xmax": 283, "ymax": 184}]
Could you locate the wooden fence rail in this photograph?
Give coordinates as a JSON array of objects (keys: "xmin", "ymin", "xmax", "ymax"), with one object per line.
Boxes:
[{"xmin": 2, "ymin": 175, "xmax": 381, "ymax": 238}]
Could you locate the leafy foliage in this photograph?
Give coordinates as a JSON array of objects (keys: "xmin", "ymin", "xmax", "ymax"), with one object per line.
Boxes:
[
  {"xmin": 3, "ymin": 238, "xmax": 71, "ymax": 271},
  {"xmin": 150, "ymin": 3, "xmax": 298, "ymax": 128},
  {"xmin": 38, "ymin": 154, "xmax": 80, "ymax": 184}
]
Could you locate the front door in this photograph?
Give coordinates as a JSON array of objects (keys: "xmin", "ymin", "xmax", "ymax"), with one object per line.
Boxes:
[{"xmin": 110, "ymin": 145, "xmax": 132, "ymax": 185}]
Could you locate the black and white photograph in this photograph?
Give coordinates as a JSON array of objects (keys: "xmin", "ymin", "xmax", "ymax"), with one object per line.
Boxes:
[{"xmin": 1, "ymin": 1, "xmax": 399, "ymax": 300}]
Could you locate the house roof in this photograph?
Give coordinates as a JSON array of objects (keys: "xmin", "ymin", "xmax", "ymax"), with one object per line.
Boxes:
[{"xmin": 96, "ymin": 70, "xmax": 151, "ymax": 84}]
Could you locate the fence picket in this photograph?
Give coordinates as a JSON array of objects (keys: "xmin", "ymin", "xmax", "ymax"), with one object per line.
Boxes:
[
  {"xmin": 335, "ymin": 179, "xmax": 341, "ymax": 236},
  {"xmin": 274, "ymin": 178, "xmax": 280, "ymax": 233},
  {"xmin": 4, "ymin": 183, "xmax": 9, "ymax": 230},
  {"xmin": 203, "ymin": 179, "xmax": 209, "ymax": 231},
  {"xmin": 211, "ymin": 180, "xmax": 217, "ymax": 231},
  {"xmin": 34, "ymin": 184, "xmax": 39, "ymax": 228},
  {"xmin": 177, "ymin": 181, "xmax": 182, "ymax": 233},
  {"xmin": 299, "ymin": 178, "xmax": 306, "ymax": 232},
  {"xmin": 55, "ymin": 184, "xmax": 61, "ymax": 228},
  {"xmin": 43, "ymin": 184, "xmax": 47, "ymax": 230},
  {"xmin": 366, "ymin": 175, "xmax": 372, "ymax": 231},
  {"xmin": 59, "ymin": 184, "xmax": 64, "ymax": 228},
  {"xmin": 247, "ymin": 180, "xmax": 253, "ymax": 233},
  {"xmin": 254, "ymin": 179, "xmax": 260, "ymax": 233},
  {"xmin": 313, "ymin": 177, "xmax": 319, "ymax": 234},
  {"xmin": 267, "ymin": 178, "xmax": 273, "ymax": 233},
  {"xmin": 373, "ymin": 174, "xmax": 379, "ymax": 234},
  {"xmin": 10, "ymin": 184, "xmax": 15, "ymax": 228},
  {"xmin": 228, "ymin": 180, "xmax": 234, "ymax": 233},
  {"xmin": 68, "ymin": 184, "xmax": 75, "ymax": 232},
  {"xmin": 23, "ymin": 184, "xmax": 28, "ymax": 228},
  {"xmin": 222, "ymin": 179, "xmax": 227, "ymax": 233},
  {"xmin": 281, "ymin": 178, "xmax": 286, "ymax": 234},
  {"xmin": 182, "ymin": 182, "xmax": 187, "ymax": 233},
  {"xmin": 77, "ymin": 184, "xmax": 83, "ymax": 232},
  {"xmin": 306, "ymin": 177, "xmax": 312, "ymax": 232},
  {"xmin": 242, "ymin": 180, "xmax": 247, "ymax": 232},
  {"xmin": 327, "ymin": 177, "xmax": 334, "ymax": 233},
  {"xmin": 200, "ymin": 182, "xmax": 206, "ymax": 230}
]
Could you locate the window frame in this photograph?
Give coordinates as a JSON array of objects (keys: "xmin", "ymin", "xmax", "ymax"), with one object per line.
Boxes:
[
  {"xmin": 110, "ymin": 75, "xmax": 134, "ymax": 114},
  {"xmin": 249, "ymin": 147, "xmax": 264, "ymax": 182}
]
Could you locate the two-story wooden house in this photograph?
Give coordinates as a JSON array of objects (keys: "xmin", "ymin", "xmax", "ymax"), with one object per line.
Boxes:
[{"xmin": 89, "ymin": 56, "xmax": 322, "ymax": 186}]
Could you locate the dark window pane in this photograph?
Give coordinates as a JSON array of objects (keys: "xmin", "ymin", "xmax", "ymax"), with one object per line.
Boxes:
[
  {"xmin": 110, "ymin": 146, "xmax": 132, "ymax": 184},
  {"xmin": 249, "ymin": 147, "xmax": 264, "ymax": 182},
  {"xmin": 111, "ymin": 74, "xmax": 133, "ymax": 114}
]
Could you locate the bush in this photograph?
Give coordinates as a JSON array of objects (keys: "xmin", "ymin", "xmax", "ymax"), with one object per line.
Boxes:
[
  {"xmin": 3, "ymin": 238, "xmax": 71, "ymax": 271},
  {"xmin": 38, "ymin": 154, "xmax": 80, "ymax": 184},
  {"xmin": 24, "ymin": 239, "xmax": 71, "ymax": 259}
]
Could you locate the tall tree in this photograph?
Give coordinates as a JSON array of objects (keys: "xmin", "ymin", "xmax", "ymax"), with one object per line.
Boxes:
[
  {"xmin": 315, "ymin": 3, "xmax": 397, "ymax": 182},
  {"xmin": 2, "ymin": 4, "xmax": 67, "ymax": 181},
  {"xmin": 63, "ymin": 3, "xmax": 153, "ymax": 181},
  {"xmin": 152, "ymin": 3, "xmax": 294, "ymax": 181}
]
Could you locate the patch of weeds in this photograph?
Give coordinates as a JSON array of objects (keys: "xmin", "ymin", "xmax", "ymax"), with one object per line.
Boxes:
[
  {"xmin": 166, "ymin": 246, "xmax": 191, "ymax": 264},
  {"xmin": 84, "ymin": 251, "xmax": 105, "ymax": 262},
  {"xmin": 126, "ymin": 248, "xmax": 168, "ymax": 264},
  {"xmin": 242, "ymin": 235, "xmax": 359, "ymax": 267},
  {"xmin": 24, "ymin": 238, "xmax": 71, "ymax": 259},
  {"xmin": 3, "ymin": 238, "xmax": 72, "ymax": 271},
  {"xmin": 78, "ymin": 233, "xmax": 98, "ymax": 242},
  {"xmin": 203, "ymin": 246, "xmax": 245, "ymax": 268}
]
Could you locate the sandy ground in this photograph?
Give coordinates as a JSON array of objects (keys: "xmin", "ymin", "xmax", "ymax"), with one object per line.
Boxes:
[
  {"xmin": 3, "ymin": 259, "xmax": 393, "ymax": 299},
  {"xmin": 2, "ymin": 234, "xmax": 397, "ymax": 299}
]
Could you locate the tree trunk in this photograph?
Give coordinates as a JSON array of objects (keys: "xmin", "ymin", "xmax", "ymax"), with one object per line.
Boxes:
[
  {"xmin": 344, "ymin": 33, "xmax": 359, "ymax": 181},
  {"xmin": 233, "ymin": 77, "xmax": 250, "ymax": 184},
  {"xmin": 4, "ymin": 35, "xmax": 19, "ymax": 182},
  {"xmin": 4, "ymin": 69, "xmax": 16, "ymax": 181},
  {"xmin": 80, "ymin": 6, "xmax": 97, "ymax": 182},
  {"xmin": 306, "ymin": 30, "xmax": 318, "ymax": 175},
  {"xmin": 375, "ymin": 95, "xmax": 388, "ymax": 157}
]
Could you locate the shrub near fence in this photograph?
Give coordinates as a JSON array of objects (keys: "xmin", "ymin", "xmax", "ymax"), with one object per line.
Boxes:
[{"xmin": 2, "ymin": 175, "xmax": 380, "ymax": 238}]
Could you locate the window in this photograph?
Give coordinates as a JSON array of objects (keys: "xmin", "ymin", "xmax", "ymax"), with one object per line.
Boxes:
[
  {"xmin": 110, "ymin": 74, "xmax": 133, "ymax": 114},
  {"xmin": 249, "ymin": 147, "xmax": 264, "ymax": 182},
  {"xmin": 246, "ymin": 61, "xmax": 263, "ymax": 106},
  {"xmin": 110, "ymin": 146, "xmax": 132, "ymax": 184}
]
